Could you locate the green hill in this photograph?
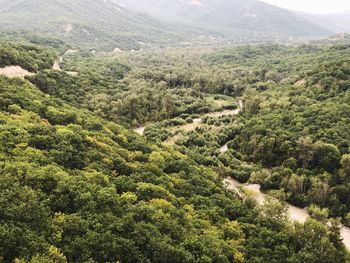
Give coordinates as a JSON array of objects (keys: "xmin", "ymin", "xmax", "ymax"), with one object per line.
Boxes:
[
  {"xmin": 0, "ymin": 0, "xmax": 333, "ymax": 50},
  {"xmin": 0, "ymin": 0, "xmax": 189, "ymax": 51},
  {"xmin": 118, "ymin": 0, "xmax": 332, "ymax": 41}
]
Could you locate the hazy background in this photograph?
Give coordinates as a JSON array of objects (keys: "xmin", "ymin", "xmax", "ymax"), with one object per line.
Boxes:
[
  {"xmin": 262, "ymin": 0, "xmax": 350, "ymax": 14},
  {"xmin": 0, "ymin": 0, "xmax": 348, "ymax": 52}
]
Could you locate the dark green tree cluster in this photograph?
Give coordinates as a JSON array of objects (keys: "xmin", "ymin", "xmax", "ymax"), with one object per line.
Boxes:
[
  {"xmin": 163, "ymin": 44, "xmax": 350, "ymax": 225},
  {"xmin": 0, "ymin": 63, "xmax": 346, "ymax": 262},
  {"xmin": 27, "ymin": 53, "xmax": 217, "ymax": 125},
  {"xmin": 0, "ymin": 42, "xmax": 56, "ymax": 72},
  {"xmin": 138, "ymin": 44, "xmax": 350, "ymax": 226},
  {"xmin": 1, "ymin": 38, "xmax": 349, "ymax": 262}
]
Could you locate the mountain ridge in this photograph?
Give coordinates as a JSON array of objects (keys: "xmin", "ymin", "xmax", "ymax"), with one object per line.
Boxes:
[
  {"xmin": 117, "ymin": 0, "xmax": 332, "ymax": 39},
  {"xmin": 0, "ymin": 0, "xmax": 191, "ymax": 50},
  {"xmin": 0, "ymin": 0, "xmax": 335, "ymax": 50}
]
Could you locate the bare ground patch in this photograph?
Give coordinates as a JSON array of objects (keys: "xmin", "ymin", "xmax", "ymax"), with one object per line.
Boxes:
[{"xmin": 0, "ymin": 66, "xmax": 34, "ymax": 79}]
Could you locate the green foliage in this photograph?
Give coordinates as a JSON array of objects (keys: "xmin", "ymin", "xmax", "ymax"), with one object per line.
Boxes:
[
  {"xmin": 0, "ymin": 39, "xmax": 349, "ymax": 262},
  {"xmin": 0, "ymin": 0, "xmax": 192, "ymax": 51},
  {"xmin": 0, "ymin": 74, "xmax": 310, "ymax": 263},
  {"xmin": 130, "ymin": 44, "xmax": 350, "ymax": 227},
  {"xmin": 0, "ymin": 42, "xmax": 56, "ymax": 72},
  {"xmin": 0, "ymin": 0, "xmax": 333, "ymax": 52}
]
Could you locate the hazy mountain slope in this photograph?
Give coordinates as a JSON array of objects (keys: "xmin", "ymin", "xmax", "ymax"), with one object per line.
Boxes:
[
  {"xmin": 118, "ymin": 0, "xmax": 331, "ymax": 40},
  {"xmin": 0, "ymin": 0, "xmax": 333, "ymax": 49},
  {"xmin": 299, "ymin": 12, "xmax": 350, "ymax": 34},
  {"xmin": 0, "ymin": 0, "xmax": 189, "ymax": 50},
  {"xmin": 310, "ymin": 33, "xmax": 350, "ymax": 45}
]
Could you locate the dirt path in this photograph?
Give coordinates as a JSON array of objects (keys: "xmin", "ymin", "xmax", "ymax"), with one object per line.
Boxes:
[
  {"xmin": 134, "ymin": 99, "xmax": 243, "ymax": 143},
  {"xmin": 165, "ymin": 100, "xmax": 243, "ymax": 145},
  {"xmin": 220, "ymin": 144, "xmax": 228, "ymax": 153},
  {"xmin": 64, "ymin": 49, "xmax": 78, "ymax": 55},
  {"xmin": 0, "ymin": 66, "xmax": 34, "ymax": 79},
  {"xmin": 134, "ymin": 126, "xmax": 145, "ymax": 136},
  {"xmin": 52, "ymin": 59, "xmax": 62, "ymax": 70},
  {"xmin": 52, "ymin": 51, "xmax": 79, "ymax": 76},
  {"xmin": 224, "ymin": 177, "xmax": 350, "ymax": 250},
  {"xmin": 218, "ymin": 100, "xmax": 243, "ymax": 152}
]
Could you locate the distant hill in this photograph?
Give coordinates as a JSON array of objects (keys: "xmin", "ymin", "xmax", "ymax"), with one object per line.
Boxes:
[
  {"xmin": 117, "ymin": 0, "xmax": 332, "ymax": 41},
  {"xmin": 0, "ymin": 0, "xmax": 333, "ymax": 50},
  {"xmin": 0, "ymin": 0, "xmax": 190, "ymax": 51}
]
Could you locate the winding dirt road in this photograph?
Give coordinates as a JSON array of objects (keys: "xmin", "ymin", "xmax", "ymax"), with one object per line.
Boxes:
[
  {"xmin": 224, "ymin": 177, "xmax": 350, "ymax": 250},
  {"xmin": 133, "ymin": 97, "xmax": 350, "ymax": 249},
  {"xmin": 134, "ymin": 99, "xmax": 243, "ymax": 146}
]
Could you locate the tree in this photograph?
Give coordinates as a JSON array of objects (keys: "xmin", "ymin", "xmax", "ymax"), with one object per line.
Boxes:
[
  {"xmin": 287, "ymin": 174, "xmax": 306, "ymax": 196},
  {"xmin": 312, "ymin": 142, "xmax": 341, "ymax": 171},
  {"xmin": 306, "ymin": 175, "xmax": 330, "ymax": 206},
  {"xmin": 307, "ymin": 205, "xmax": 329, "ymax": 223},
  {"xmin": 293, "ymin": 219, "xmax": 344, "ymax": 263},
  {"xmin": 242, "ymin": 88, "xmax": 261, "ymax": 116},
  {"xmin": 259, "ymin": 197, "xmax": 289, "ymax": 229},
  {"xmin": 340, "ymin": 154, "xmax": 350, "ymax": 181},
  {"xmin": 149, "ymin": 151, "xmax": 166, "ymax": 170},
  {"xmin": 297, "ymin": 136, "xmax": 314, "ymax": 168}
]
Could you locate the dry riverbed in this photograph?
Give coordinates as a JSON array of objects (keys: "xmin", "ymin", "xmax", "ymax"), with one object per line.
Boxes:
[
  {"xmin": 133, "ymin": 98, "xmax": 350, "ymax": 250},
  {"xmin": 224, "ymin": 177, "xmax": 350, "ymax": 250}
]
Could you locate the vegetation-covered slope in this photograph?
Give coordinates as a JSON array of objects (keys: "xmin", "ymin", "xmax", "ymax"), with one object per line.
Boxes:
[
  {"xmin": 0, "ymin": 42, "xmax": 348, "ymax": 262},
  {"xmin": 300, "ymin": 12, "xmax": 350, "ymax": 34},
  {"xmin": 0, "ymin": 42, "xmax": 56, "ymax": 72},
  {"xmin": 118, "ymin": 0, "xmax": 331, "ymax": 41},
  {"xmin": 0, "ymin": 0, "xmax": 335, "ymax": 51},
  {"xmin": 125, "ymin": 43, "xmax": 350, "ymax": 229},
  {"xmin": 0, "ymin": 0, "xmax": 191, "ymax": 51}
]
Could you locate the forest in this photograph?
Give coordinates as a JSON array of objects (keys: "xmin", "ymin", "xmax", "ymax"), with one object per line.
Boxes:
[{"xmin": 0, "ymin": 36, "xmax": 350, "ymax": 263}]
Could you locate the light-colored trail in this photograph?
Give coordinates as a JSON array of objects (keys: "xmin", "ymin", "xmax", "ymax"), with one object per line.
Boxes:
[
  {"xmin": 134, "ymin": 126, "xmax": 145, "ymax": 136},
  {"xmin": 52, "ymin": 50, "xmax": 79, "ymax": 76},
  {"xmin": 134, "ymin": 99, "xmax": 243, "ymax": 138},
  {"xmin": 224, "ymin": 177, "xmax": 350, "ymax": 250}
]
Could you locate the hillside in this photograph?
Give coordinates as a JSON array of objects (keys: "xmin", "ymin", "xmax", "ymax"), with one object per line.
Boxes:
[
  {"xmin": 0, "ymin": 0, "xmax": 191, "ymax": 51},
  {"xmin": 1, "ymin": 41, "xmax": 348, "ymax": 262},
  {"xmin": 118, "ymin": 0, "xmax": 332, "ymax": 41},
  {"xmin": 1, "ymin": 0, "xmax": 350, "ymax": 261},
  {"xmin": 310, "ymin": 33, "xmax": 350, "ymax": 45},
  {"xmin": 0, "ymin": 0, "xmax": 333, "ymax": 50},
  {"xmin": 300, "ymin": 12, "xmax": 350, "ymax": 34}
]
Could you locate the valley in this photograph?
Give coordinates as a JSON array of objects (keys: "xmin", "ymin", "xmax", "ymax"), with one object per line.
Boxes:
[
  {"xmin": 134, "ymin": 99, "xmax": 242, "ymax": 141},
  {"xmin": 0, "ymin": 0, "xmax": 350, "ymax": 262},
  {"xmin": 133, "ymin": 85, "xmax": 350, "ymax": 251},
  {"xmin": 0, "ymin": 38, "xmax": 349, "ymax": 262}
]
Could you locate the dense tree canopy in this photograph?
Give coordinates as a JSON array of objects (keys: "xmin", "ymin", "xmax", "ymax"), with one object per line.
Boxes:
[
  {"xmin": 0, "ymin": 42, "xmax": 56, "ymax": 72},
  {"xmin": 0, "ymin": 40, "xmax": 349, "ymax": 262}
]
